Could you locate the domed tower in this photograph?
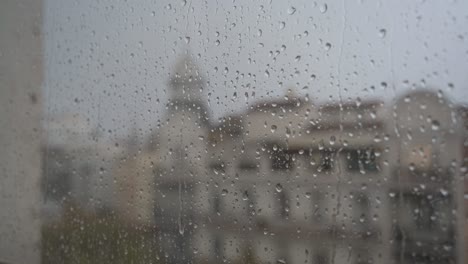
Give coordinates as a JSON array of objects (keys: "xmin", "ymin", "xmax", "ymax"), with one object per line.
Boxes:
[
  {"xmin": 168, "ymin": 54, "xmax": 209, "ymax": 122},
  {"xmin": 155, "ymin": 55, "xmax": 211, "ymax": 263},
  {"xmin": 160, "ymin": 54, "xmax": 210, "ymax": 171}
]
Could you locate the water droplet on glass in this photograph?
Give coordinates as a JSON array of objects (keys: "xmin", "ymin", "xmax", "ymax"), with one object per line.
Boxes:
[
  {"xmin": 275, "ymin": 183, "xmax": 283, "ymax": 193},
  {"xmin": 431, "ymin": 120, "xmax": 440, "ymax": 131},
  {"xmin": 324, "ymin": 42, "xmax": 331, "ymax": 51},
  {"xmin": 242, "ymin": 191, "xmax": 249, "ymax": 201},
  {"xmin": 271, "ymin": 125, "xmax": 277, "ymax": 133},
  {"xmin": 221, "ymin": 189, "xmax": 228, "ymax": 196},
  {"xmin": 287, "ymin": 6, "xmax": 296, "ymax": 15},
  {"xmin": 319, "ymin": 4, "xmax": 328, "ymax": 13},
  {"xmin": 443, "ymin": 244, "xmax": 453, "ymax": 252},
  {"xmin": 279, "ymin": 21, "xmax": 286, "ymax": 30},
  {"xmin": 379, "ymin": 28, "xmax": 387, "ymax": 38},
  {"xmin": 440, "ymin": 188, "xmax": 448, "ymax": 196}
]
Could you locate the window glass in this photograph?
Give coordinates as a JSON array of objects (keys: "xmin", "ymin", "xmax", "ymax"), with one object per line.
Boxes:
[{"xmin": 1, "ymin": 0, "xmax": 467, "ymax": 264}]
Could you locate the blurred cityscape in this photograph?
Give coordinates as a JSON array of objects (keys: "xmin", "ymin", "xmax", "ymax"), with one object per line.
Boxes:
[
  {"xmin": 40, "ymin": 55, "xmax": 468, "ymax": 264},
  {"xmin": 1, "ymin": 1, "xmax": 468, "ymax": 263}
]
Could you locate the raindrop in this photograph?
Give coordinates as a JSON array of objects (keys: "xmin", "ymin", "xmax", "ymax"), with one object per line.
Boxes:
[
  {"xmin": 271, "ymin": 125, "xmax": 277, "ymax": 133},
  {"xmin": 221, "ymin": 189, "xmax": 228, "ymax": 196},
  {"xmin": 443, "ymin": 244, "xmax": 453, "ymax": 252},
  {"xmin": 431, "ymin": 120, "xmax": 440, "ymax": 131},
  {"xmin": 275, "ymin": 183, "xmax": 283, "ymax": 193},
  {"xmin": 287, "ymin": 6, "xmax": 296, "ymax": 15},
  {"xmin": 378, "ymin": 28, "xmax": 387, "ymax": 38},
  {"xmin": 319, "ymin": 3, "xmax": 328, "ymax": 13},
  {"xmin": 242, "ymin": 191, "xmax": 249, "ymax": 201},
  {"xmin": 324, "ymin": 42, "xmax": 331, "ymax": 51},
  {"xmin": 380, "ymin": 82, "xmax": 387, "ymax": 89},
  {"xmin": 279, "ymin": 21, "xmax": 286, "ymax": 30},
  {"xmin": 440, "ymin": 188, "xmax": 448, "ymax": 196}
]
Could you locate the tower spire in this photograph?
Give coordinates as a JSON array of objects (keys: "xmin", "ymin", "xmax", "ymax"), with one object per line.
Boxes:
[{"xmin": 167, "ymin": 53, "xmax": 210, "ymax": 125}]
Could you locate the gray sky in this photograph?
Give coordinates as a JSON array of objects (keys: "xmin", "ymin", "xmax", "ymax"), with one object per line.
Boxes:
[{"xmin": 43, "ymin": 0, "xmax": 468, "ymax": 138}]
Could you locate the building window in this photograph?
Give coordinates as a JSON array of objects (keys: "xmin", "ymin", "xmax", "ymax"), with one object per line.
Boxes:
[
  {"xmin": 314, "ymin": 251, "xmax": 329, "ymax": 264},
  {"xmin": 318, "ymin": 150, "xmax": 335, "ymax": 173},
  {"xmin": 271, "ymin": 149, "xmax": 294, "ymax": 171},
  {"xmin": 346, "ymin": 149, "xmax": 378, "ymax": 173},
  {"xmin": 278, "ymin": 191, "xmax": 289, "ymax": 219},
  {"xmin": 353, "ymin": 192, "xmax": 370, "ymax": 227},
  {"xmin": 210, "ymin": 161, "xmax": 226, "ymax": 175},
  {"xmin": 238, "ymin": 160, "xmax": 258, "ymax": 171}
]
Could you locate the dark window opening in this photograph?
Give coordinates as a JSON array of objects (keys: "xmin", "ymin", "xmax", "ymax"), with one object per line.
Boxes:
[
  {"xmin": 318, "ymin": 150, "xmax": 335, "ymax": 172},
  {"xmin": 271, "ymin": 150, "xmax": 294, "ymax": 171},
  {"xmin": 346, "ymin": 148, "xmax": 378, "ymax": 173},
  {"xmin": 238, "ymin": 160, "xmax": 258, "ymax": 171},
  {"xmin": 314, "ymin": 251, "xmax": 329, "ymax": 264},
  {"xmin": 210, "ymin": 161, "xmax": 226, "ymax": 174}
]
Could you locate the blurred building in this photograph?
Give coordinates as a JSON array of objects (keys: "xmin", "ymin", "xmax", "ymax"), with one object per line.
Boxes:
[
  {"xmin": 41, "ymin": 113, "xmax": 124, "ymax": 220},
  {"xmin": 113, "ymin": 55, "xmax": 466, "ymax": 264},
  {"xmin": 193, "ymin": 91, "xmax": 392, "ymax": 264},
  {"xmin": 388, "ymin": 91, "xmax": 465, "ymax": 264}
]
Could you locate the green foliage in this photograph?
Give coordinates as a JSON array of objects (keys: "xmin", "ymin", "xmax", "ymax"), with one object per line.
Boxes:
[{"xmin": 41, "ymin": 204, "xmax": 160, "ymax": 264}]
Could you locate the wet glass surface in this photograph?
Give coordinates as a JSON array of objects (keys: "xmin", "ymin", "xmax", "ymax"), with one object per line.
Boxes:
[{"xmin": 1, "ymin": 0, "xmax": 468, "ymax": 263}]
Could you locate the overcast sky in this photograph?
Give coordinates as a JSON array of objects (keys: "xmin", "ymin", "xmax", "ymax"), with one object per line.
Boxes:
[{"xmin": 43, "ymin": 0, "xmax": 468, "ymax": 138}]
